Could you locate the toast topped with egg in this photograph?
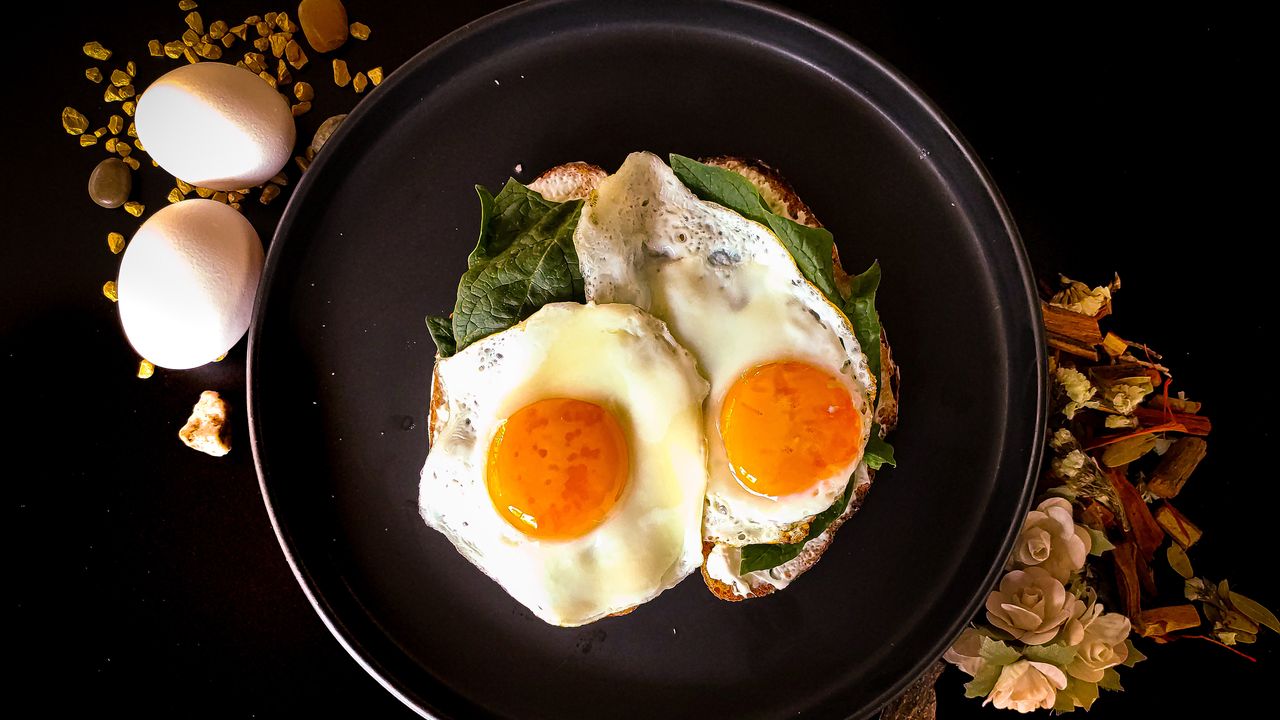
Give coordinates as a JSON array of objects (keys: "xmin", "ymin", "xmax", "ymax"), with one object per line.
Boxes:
[
  {"xmin": 427, "ymin": 154, "xmax": 898, "ymax": 612},
  {"xmin": 534, "ymin": 155, "xmax": 897, "ymax": 601}
]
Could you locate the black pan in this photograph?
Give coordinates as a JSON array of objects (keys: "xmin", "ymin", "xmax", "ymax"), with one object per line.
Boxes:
[{"xmin": 248, "ymin": 1, "xmax": 1045, "ymax": 717}]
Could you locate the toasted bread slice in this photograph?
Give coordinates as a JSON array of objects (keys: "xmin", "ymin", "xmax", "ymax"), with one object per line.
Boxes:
[
  {"xmin": 428, "ymin": 156, "xmax": 898, "ymax": 604},
  {"xmin": 698, "ymin": 156, "xmax": 899, "ymax": 601}
]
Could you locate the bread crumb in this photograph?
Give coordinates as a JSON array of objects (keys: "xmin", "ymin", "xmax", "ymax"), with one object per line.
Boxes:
[{"xmin": 179, "ymin": 391, "xmax": 231, "ymax": 457}]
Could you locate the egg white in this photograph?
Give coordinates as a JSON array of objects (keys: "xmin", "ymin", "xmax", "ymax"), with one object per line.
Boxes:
[
  {"xmin": 419, "ymin": 302, "xmax": 709, "ymax": 626},
  {"xmin": 573, "ymin": 152, "xmax": 875, "ymax": 546}
]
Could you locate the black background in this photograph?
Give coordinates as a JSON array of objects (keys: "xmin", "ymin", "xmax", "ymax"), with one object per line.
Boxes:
[{"xmin": 7, "ymin": 1, "xmax": 1273, "ymax": 717}]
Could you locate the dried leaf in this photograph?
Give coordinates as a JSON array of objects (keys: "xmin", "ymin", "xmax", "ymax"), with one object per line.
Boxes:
[
  {"xmin": 1166, "ymin": 543, "xmax": 1193, "ymax": 579},
  {"xmin": 1229, "ymin": 592, "xmax": 1280, "ymax": 634},
  {"xmin": 1102, "ymin": 433, "xmax": 1157, "ymax": 467},
  {"xmin": 1136, "ymin": 605, "xmax": 1200, "ymax": 637}
]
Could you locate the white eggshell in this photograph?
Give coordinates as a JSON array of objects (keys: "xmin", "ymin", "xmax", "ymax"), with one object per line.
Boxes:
[
  {"xmin": 118, "ymin": 199, "xmax": 264, "ymax": 369},
  {"xmin": 136, "ymin": 63, "xmax": 295, "ymax": 191}
]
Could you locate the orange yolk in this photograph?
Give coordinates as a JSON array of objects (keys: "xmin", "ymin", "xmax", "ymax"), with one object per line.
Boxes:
[
  {"xmin": 719, "ymin": 361, "xmax": 862, "ymax": 498},
  {"xmin": 486, "ymin": 398, "xmax": 628, "ymax": 540}
]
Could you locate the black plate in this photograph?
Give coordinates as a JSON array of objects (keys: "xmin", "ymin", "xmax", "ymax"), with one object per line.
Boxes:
[{"xmin": 248, "ymin": 1, "xmax": 1045, "ymax": 717}]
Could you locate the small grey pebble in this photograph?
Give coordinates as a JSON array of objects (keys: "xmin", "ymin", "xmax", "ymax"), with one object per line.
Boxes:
[
  {"xmin": 310, "ymin": 114, "xmax": 347, "ymax": 156},
  {"xmin": 88, "ymin": 158, "xmax": 131, "ymax": 208}
]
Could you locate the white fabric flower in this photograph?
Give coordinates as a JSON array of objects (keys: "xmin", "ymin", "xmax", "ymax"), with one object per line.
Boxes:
[
  {"xmin": 986, "ymin": 567, "xmax": 1080, "ymax": 645},
  {"xmin": 942, "ymin": 627, "xmax": 988, "ymax": 677},
  {"xmin": 984, "ymin": 659, "xmax": 1068, "ymax": 713},
  {"xmin": 1007, "ymin": 498, "xmax": 1092, "ymax": 582},
  {"xmin": 1062, "ymin": 601, "xmax": 1131, "ymax": 682}
]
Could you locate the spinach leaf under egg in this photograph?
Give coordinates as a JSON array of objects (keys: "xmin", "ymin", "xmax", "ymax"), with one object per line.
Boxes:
[
  {"xmin": 864, "ymin": 430, "xmax": 896, "ymax": 470},
  {"xmin": 430, "ymin": 179, "xmax": 586, "ymax": 357},
  {"xmin": 425, "ymin": 315, "xmax": 457, "ymax": 357},
  {"xmin": 738, "ymin": 476, "xmax": 858, "ymax": 574},
  {"xmin": 669, "ymin": 154, "xmax": 841, "ymax": 304}
]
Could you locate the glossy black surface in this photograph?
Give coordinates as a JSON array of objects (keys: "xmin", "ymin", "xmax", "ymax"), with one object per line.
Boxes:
[
  {"xmin": 249, "ymin": 2, "xmax": 1041, "ymax": 718},
  {"xmin": 12, "ymin": 2, "xmax": 1272, "ymax": 719}
]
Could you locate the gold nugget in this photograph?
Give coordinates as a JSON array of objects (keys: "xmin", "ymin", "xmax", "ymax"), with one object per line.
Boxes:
[
  {"xmin": 62, "ymin": 107, "xmax": 89, "ymax": 135},
  {"xmin": 368, "ymin": 66, "xmax": 383, "ymax": 86},
  {"xmin": 83, "ymin": 41, "xmax": 112, "ymax": 60},
  {"xmin": 332, "ymin": 58, "xmax": 349, "ymax": 87},
  {"xmin": 108, "ymin": 232, "xmax": 126, "ymax": 254},
  {"xmin": 137, "ymin": 359, "xmax": 155, "ymax": 379},
  {"xmin": 123, "ymin": 201, "xmax": 144, "ymax": 217},
  {"xmin": 149, "ymin": 39, "xmax": 163, "ymax": 56},
  {"xmin": 260, "ymin": 184, "xmax": 281, "ymax": 204},
  {"xmin": 352, "ymin": 71, "xmax": 368, "ymax": 93},
  {"xmin": 103, "ymin": 280, "xmax": 119, "ymax": 302},
  {"xmin": 350, "ymin": 22, "xmax": 370, "ymax": 40},
  {"xmin": 85, "ymin": 67, "xmax": 103, "ymax": 83}
]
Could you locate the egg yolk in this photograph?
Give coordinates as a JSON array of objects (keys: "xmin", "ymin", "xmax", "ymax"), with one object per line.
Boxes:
[
  {"xmin": 486, "ymin": 398, "xmax": 629, "ymax": 540},
  {"xmin": 719, "ymin": 361, "xmax": 862, "ymax": 498}
]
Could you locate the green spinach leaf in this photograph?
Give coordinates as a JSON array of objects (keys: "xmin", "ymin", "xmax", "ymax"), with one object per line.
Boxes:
[
  {"xmin": 425, "ymin": 315, "xmax": 457, "ymax": 358},
  {"xmin": 669, "ymin": 154, "xmax": 840, "ymax": 304},
  {"xmin": 844, "ymin": 261, "xmax": 882, "ymax": 383},
  {"xmin": 864, "ymin": 427, "xmax": 896, "ymax": 469},
  {"xmin": 738, "ymin": 476, "xmax": 856, "ymax": 574},
  {"xmin": 449, "ymin": 180, "xmax": 585, "ymax": 352}
]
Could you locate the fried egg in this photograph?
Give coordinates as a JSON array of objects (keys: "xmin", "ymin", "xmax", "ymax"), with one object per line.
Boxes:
[
  {"xmin": 419, "ymin": 302, "xmax": 709, "ymax": 626},
  {"xmin": 574, "ymin": 152, "xmax": 875, "ymax": 546}
]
